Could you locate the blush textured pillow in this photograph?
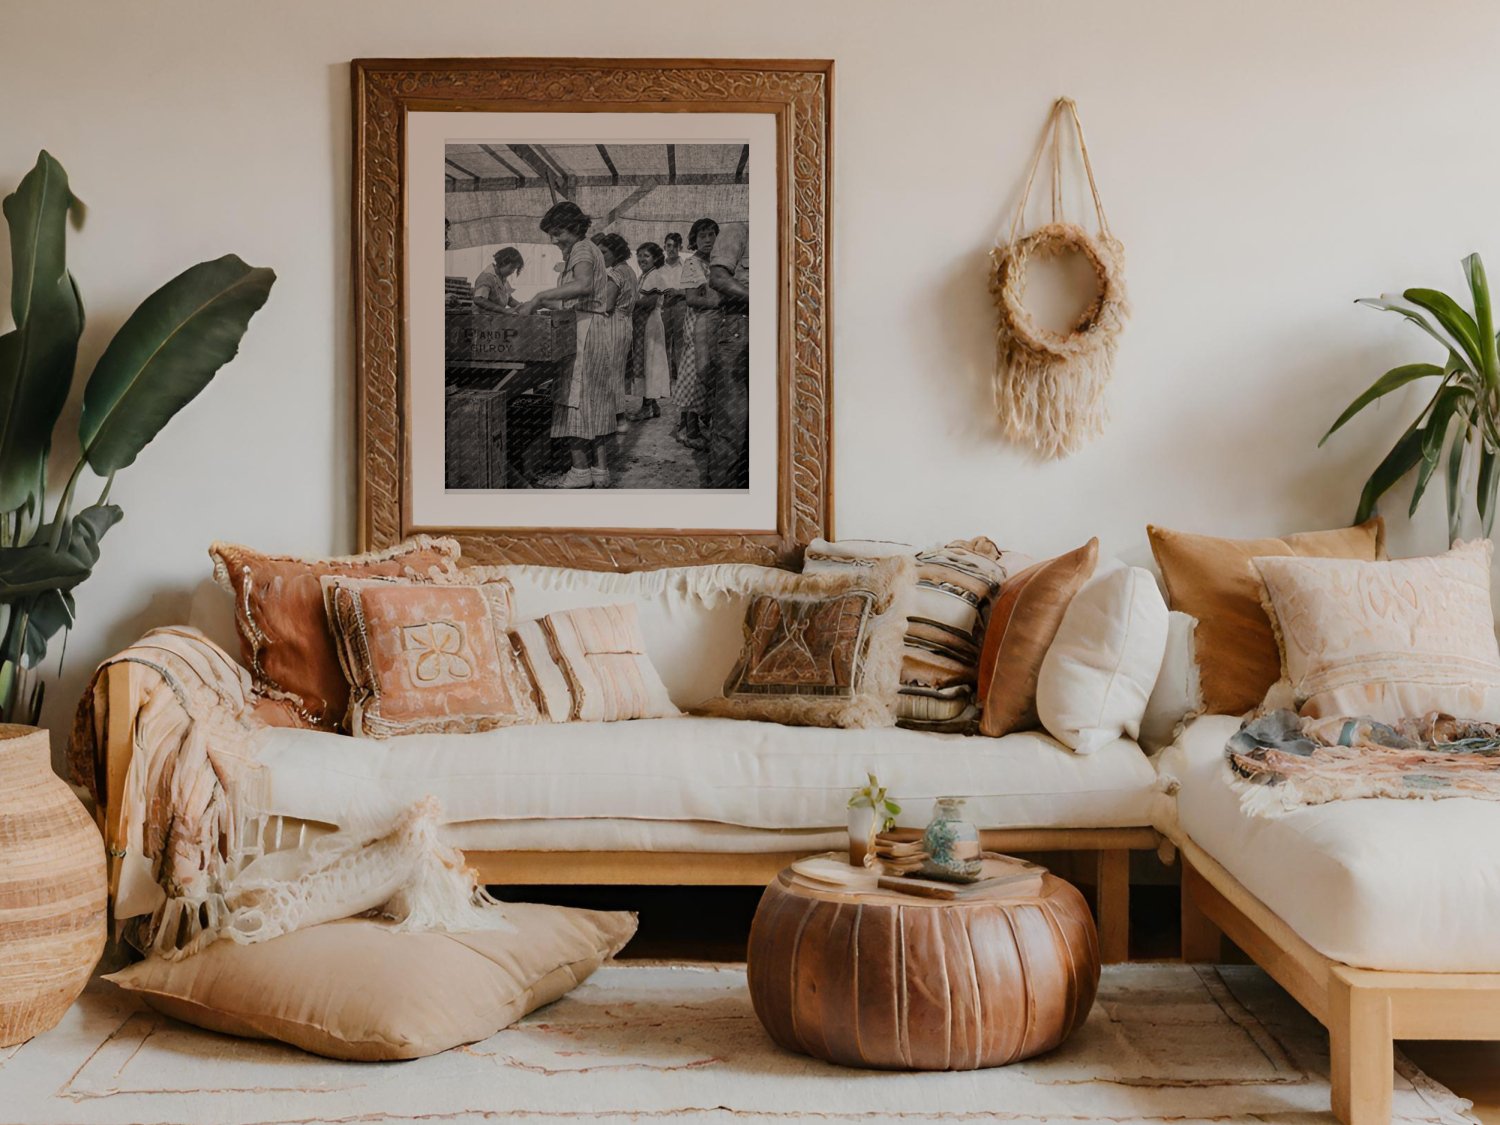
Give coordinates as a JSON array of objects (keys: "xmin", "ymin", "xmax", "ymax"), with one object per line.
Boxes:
[
  {"xmin": 210, "ymin": 537, "xmax": 461, "ymax": 729},
  {"xmin": 977, "ymin": 539, "xmax": 1099, "ymax": 737},
  {"xmin": 1147, "ymin": 519, "xmax": 1385, "ymax": 717},
  {"xmin": 1254, "ymin": 540, "xmax": 1500, "ymax": 722},
  {"xmin": 510, "ymin": 603, "xmax": 680, "ymax": 723},
  {"xmin": 322, "ymin": 575, "xmax": 539, "ymax": 738},
  {"xmin": 700, "ymin": 554, "xmax": 916, "ymax": 729},
  {"xmin": 104, "ymin": 904, "xmax": 637, "ymax": 1061},
  {"xmin": 1035, "ymin": 564, "xmax": 1169, "ymax": 754}
]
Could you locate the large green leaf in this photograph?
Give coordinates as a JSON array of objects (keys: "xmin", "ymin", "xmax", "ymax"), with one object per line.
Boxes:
[
  {"xmin": 1320, "ymin": 362, "xmax": 1443, "ymax": 446},
  {"xmin": 0, "ymin": 151, "xmax": 83, "ymax": 512},
  {"xmin": 1357, "ymin": 295, "xmax": 1473, "ymax": 367},
  {"xmin": 1355, "ymin": 421, "xmax": 1426, "ymax": 524},
  {"xmin": 1462, "ymin": 253, "xmax": 1499, "ymax": 391},
  {"xmin": 1446, "ymin": 409, "xmax": 1473, "ymax": 544},
  {"xmin": 79, "ymin": 255, "xmax": 274, "ymax": 474},
  {"xmin": 1404, "ymin": 287, "xmax": 1484, "ymax": 373},
  {"xmin": 1410, "ymin": 387, "xmax": 1469, "ymax": 517},
  {"xmin": 1481, "ymin": 447, "xmax": 1500, "ymax": 536},
  {"xmin": 0, "ymin": 542, "xmax": 90, "ymax": 598}
]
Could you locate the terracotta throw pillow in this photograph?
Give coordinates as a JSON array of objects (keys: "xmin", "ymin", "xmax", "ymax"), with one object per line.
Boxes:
[
  {"xmin": 1254, "ymin": 540, "xmax": 1500, "ymax": 722},
  {"xmin": 510, "ymin": 603, "xmax": 680, "ymax": 723},
  {"xmin": 104, "ymin": 904, "xmax": 637, "ymax": 1061},
  {"xmin": 700, "ymin": 555, "xmax": 915, "ymax": 729},
  {"xmin": 210, "ymin": 537, "xmax": 461, "ymax": 729},
  {"xmin": 977, "ymin": 539, "xmax": 1099, "ymax": 738},
  {"xmin": 1147, "ymin": 518, "xmax": 1385, "ymax": 716},
  {"xmin": 322, "ymin": 575, "xmax": 539, "ymax": 738}
]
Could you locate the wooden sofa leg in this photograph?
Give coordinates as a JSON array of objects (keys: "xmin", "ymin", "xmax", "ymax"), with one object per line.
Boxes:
[
  {"xmin": 1328, "ymin": 968, "xmax": 1393, "ymax": 1125},
  {"xmin": 1179, "ymin": 858, "xmax": 1224, "ymax": 963},
  {"xmin": 1094, "ymin": 848, "xmax": 1129, "ymax": 964}
]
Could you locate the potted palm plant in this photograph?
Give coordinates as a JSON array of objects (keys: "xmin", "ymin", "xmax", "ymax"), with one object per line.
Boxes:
[
  {"xmin": 1323, "ymin": 253, "xmax": 1500, "ymax": 544},
  {"xmin": 0, "ymin": 151, "xmax": 274, "ymax": 724}
]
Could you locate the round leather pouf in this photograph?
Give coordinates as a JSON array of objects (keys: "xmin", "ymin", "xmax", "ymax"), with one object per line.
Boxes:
[{"xmin": 747, "ymin": 867, "xmax": 1099, "ymax": 1070}]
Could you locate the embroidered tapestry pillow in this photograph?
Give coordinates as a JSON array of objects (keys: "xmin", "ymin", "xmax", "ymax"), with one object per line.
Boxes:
[
  {"xmin": 1147, "ymin": 518, "xmax": 1385, "ymax": 717},
  {"xmin": 322, "ymin": 575, "xmax": 539, "ymax": 738},
  {"xmin": 509, "ymin": 603, "xmax": 680, "ymax": 723},
  {"xmin": 976, "ymin": 538, "xmax": 1099, "ymax": 738},
  {"xmin": 105, "ymin": 904, "xmax": 637, "ymax": 1061},
  {"xmin": 1253, "ymin": 539, "xmax": 1500, "ymax": 723},
  {"xmin": 700, "ymin": 555, "xmax": 915, "ymax": 729},
  {"xmin": 210, "ymin": 537, "xmax": 461, "ymax": 730},
  {"xmin": 803, "ymin": 538, "xmax": 1026, "ymax": 731}
]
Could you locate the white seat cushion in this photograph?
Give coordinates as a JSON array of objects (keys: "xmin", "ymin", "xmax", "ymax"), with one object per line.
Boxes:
[
  {"xmin": 249, "ymin": 717, "xmax": 1158, "ymax": 834},
  {"xmin": 1158, "ymin": 714, "xmax": 1500, "ymax": 972}
]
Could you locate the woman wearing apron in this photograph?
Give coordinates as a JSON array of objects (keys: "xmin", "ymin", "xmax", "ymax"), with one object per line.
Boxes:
[
  {"xmin": 592, "ymin": 232, "xmax": 637, "ymax": 434},
  {"xmin": 515, "ymin": 202, "xmax": 614, "ymax": 489},
  {"xmin": 629, "ymin": 241, "xmax": 671, "ymax": 421},
  {"xmin": 673, "ymin": 217, "xmax": 720, "ymax": 450}
]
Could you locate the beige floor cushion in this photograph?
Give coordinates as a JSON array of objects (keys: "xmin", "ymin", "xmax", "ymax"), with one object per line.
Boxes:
[{"xmin": 105, "ymin": 902, "xmax": 637, "ymax": 1060}]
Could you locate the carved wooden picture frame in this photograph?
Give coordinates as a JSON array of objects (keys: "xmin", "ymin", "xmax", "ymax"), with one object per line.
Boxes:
[{"xmin": 352, "ymin": 58, "xmax": 833, "ymax": 569}]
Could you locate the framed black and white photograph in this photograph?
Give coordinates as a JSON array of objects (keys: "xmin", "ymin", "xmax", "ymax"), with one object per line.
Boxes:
[{"xmin": 354, "ymin": 59, "xmax": 833, "ymax": 569}]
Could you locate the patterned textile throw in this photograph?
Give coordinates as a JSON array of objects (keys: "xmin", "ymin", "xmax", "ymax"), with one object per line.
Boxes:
[
  {"xmin": 1226, "ymin": 708, "xmax": 1500, "ymax": 816},
  {"xmin": 803, "ymin": 537, "xmax": 1023, "ymax": 732},
  {"xmin": 727, "ymin": 591, "xmax": 875, "ymax": 698}
]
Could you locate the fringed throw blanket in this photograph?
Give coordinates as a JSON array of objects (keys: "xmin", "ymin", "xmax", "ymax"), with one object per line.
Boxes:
[
  {"xmin": 69, "ymin": 627, "xmax": 510, "ymax": 960},
  {"xmin": 1226, "ymin": 708, "xmax": 1500, "ymax": 816}
]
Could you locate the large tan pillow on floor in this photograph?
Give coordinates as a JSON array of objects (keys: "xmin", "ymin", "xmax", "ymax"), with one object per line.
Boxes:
[
  {"xmin": 1147, "ymin": 518, "xmax": 1385, "ymax": 716},
  {"xmin": 210, "ymin": 537, "xmax": 462, "ymax": 730},
  {"xmin": 977, "ymin": 539, "xmax": 1099, "ymax": 737},
  {"xmin": 1255, "ymin": 540, "xmax": 1500, "ymax": 722},
  {"xmin": 105, "ymin": 903, "xmax": 636, "ymax": 1061}
]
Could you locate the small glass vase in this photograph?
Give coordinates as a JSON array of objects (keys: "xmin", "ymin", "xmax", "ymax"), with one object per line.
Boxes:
[{"xmin": 921, "ymin": 797, "xmax": 983, "ymax": 882}]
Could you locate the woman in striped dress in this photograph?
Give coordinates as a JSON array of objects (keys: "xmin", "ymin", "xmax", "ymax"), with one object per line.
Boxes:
[
  {"xmin": 514, "ymin": 202, "xmax": 614, "ymax": 489},
  {"xmin": 592, "ymin": 232, "xmax": 637, "ymax": 435},
  {"xmin": 673, "ymin": 217, "xmax": 720, "ymax": 450}
]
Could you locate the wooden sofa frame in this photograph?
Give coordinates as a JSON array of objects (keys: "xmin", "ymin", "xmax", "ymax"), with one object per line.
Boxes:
[
  {"xmin": 1179, "ymin": 835, "xmax": 1500, "ymax": 1125},
  {"xmin": 99, "ymin": 661, "xmax": 1156, "ymax": 963}
]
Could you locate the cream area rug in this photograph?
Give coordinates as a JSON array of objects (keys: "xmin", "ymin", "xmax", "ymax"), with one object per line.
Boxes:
[{"xmin": 0, "ymin": 963, "xmax": 1475, "ymax": 1124}]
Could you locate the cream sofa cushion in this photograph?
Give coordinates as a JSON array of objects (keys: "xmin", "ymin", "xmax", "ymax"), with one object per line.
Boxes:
[
  {"xmin": 1254, "ymin": 540, "xmax": 1500, "ymax": 721},
  {"xmin": 1036, "ymin": 564, "xmax": 1169, "ymax": 754},
  {"xmin": 105, "ymin": 903, "xmax": 636, "ymax": 1060}
]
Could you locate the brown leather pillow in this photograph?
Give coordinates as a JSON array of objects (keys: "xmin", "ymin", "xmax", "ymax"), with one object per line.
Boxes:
[
  {"xmin": 977, "ymin": 539, "xmax": 1099, "ymax": 737},
  {"xmin": 1146, "ymin": 518, "xmax": 1385, "ymax": 716},
  {"xmin": 210, "ymin": 537, "xmax": 461, "ymax": 730}
]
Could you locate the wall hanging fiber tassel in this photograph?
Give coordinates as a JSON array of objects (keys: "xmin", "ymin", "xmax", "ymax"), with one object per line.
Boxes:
[{"xmin": 991, "ymin": 98, "xmax": 1129, "ymax": 460}]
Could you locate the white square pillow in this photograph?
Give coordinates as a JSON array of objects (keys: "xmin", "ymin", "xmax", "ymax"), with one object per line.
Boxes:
[
  {"xmin": 1254, "ymin": 539, "xmax": 1500, "ymax": 722},
  {"xmin": 1138, "ymin": 611, "xmax": 1202, "ymax": 752},
  {"xmin": 1036, "ymin": 564, "xmax": 1169, "ymax": 754}
]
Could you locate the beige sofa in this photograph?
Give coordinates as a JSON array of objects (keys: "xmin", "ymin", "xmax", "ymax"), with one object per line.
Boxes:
[{"xmin": 96, "ymin": 560, "xmax": 1166, "ymax": 963}]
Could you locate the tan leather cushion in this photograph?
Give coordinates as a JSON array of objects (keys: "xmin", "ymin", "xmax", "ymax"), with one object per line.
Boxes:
[
  {"xmin": 105, "ymin": 904, "xmax": 637, "ymax": 1061},
  {"xmin": 1147, "ymin": 518, "xmax": 1385, "ymax": 716},
  {"xmin": 210, "ymin": 537, "xmax": 461, "ymax": 730},
  {"xmin": 322, "ymin": 575, "xmax": 540, "ymax": 738},
  {"xmin": 977, "ymin": 539, "xmax": 1099, "ymax": 737}
]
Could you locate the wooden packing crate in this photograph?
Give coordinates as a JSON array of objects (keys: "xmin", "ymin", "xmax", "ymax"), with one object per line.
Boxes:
[{"xmin": 472, "ymin": 311, "xmax": 577, "ymax": 363}]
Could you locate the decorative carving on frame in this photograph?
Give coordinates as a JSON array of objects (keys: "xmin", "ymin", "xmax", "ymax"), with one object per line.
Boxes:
[{"xmin": 352, "ymin": 58, "xmax": 833, "ymax": 570}]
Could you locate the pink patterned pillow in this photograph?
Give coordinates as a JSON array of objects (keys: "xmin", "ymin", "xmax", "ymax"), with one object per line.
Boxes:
[{"xmin": 510, "ymin": 604, "xmax": 679, "ymax": 723}]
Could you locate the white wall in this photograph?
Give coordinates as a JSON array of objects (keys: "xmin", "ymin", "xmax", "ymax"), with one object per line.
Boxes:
[{"xmin": 2, "ymin": 0, "xmax": 1496, "ymax": 745}]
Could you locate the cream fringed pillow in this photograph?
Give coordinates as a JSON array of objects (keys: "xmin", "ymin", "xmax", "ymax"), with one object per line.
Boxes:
[
  {"xmin": 699, "ymin": 555, "xmax": 916, "ymax": 729},
  {"xmin": 105, "ymin": 905, "xmax": 637, "ymax": 1061},
  {"xmin": 1254, "ymin": 540, "xmax": 1500, "ymax": 722},
  {"xmin": 510, "ymin": 603, "xmax": 680, "ymax": 723},
  {"xmin": 323, "ymin": 574, "xmax": 539, "ymax": 738}
]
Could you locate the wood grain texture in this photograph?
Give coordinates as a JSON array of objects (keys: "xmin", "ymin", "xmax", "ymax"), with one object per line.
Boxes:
[
  {"xmin": 747, "ymin": 869, "xmax": 1099, "ymax": 1070},
  {"xmin": 352, "ymin": 58, "xmax": 834, "ymax": 569},
  {"xmin": 0, "ymin": 726, "xmax": 106, "ymax": 1047}
]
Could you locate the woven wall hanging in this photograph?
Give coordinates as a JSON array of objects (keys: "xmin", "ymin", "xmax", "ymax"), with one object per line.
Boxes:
[{"xmin": 990, "ymin": 97, "xmax": 1129, "ymax": 460}]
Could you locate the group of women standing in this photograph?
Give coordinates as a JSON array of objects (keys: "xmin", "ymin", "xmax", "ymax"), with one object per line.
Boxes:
[{"xmin": 511, "ymin": 200, "xmax": 725, "ymax": 489}]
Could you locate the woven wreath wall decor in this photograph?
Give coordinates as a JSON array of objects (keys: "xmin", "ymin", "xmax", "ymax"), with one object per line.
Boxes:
[{"xmin": 990, "ymin": 98, "xmax": 1129, "ymax": 460}]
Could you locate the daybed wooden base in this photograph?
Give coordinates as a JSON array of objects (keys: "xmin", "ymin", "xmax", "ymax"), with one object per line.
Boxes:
[
  {"xmin": 99, "ymin": 662, "xmax": 1153, "ymax": 963},
  {"xmin": 1178, "ymin": 835, "xmax": 1500, "ymax": 1125}
]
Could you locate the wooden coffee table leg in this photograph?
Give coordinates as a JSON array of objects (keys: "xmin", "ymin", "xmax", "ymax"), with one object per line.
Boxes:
[{"xmin": 1095, "ymin": 848, "xmax": 1130, "ymax": 964}]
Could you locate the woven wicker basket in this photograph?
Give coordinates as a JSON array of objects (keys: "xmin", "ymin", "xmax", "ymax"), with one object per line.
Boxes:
[{"xmin": 0, "ymin": 724, "xmax": 106, "ymax": 1046}]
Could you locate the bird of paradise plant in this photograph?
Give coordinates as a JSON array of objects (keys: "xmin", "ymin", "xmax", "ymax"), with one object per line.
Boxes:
[
  {"xmin": 0, "ymin": 151, "xmax": 274, "ymax": 724},
  {"xmin": 1323, "ymin": 253, "xmax": 1500, "ymax": 545}
]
